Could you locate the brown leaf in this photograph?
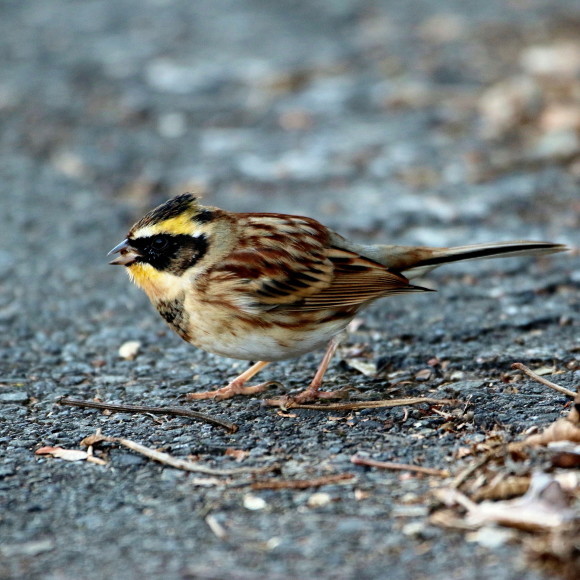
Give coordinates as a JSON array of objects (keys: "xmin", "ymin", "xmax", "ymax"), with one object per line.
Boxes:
[
  {"xmin": 224, "ymin": 448, "xmax": 250, "ymax": 462},
  {"xmin": 464, "ymin": 473, "xmax": 576, "ymax": 532},
  {"xmin": 35, "ymin": 446, "xmax": 88, "ymax": 462},
  {"xmin": 80, "ymin": 432, "xmax": 114, "ymax": 447},
  {"xmin": 472, "ymin": 476, "xmax": 531, "ymax": 501},
  {"xmin": 524, "ymin": 418, "xmax": 580, "ymax": 447},
  {"xmin": 344, "ymin": 358, "xmax": 377, "ymax": 377},
  {"xmin": 455, "ymin": 447, "xmax": 472, "ymax": 459},
  {"xmin": 415, "ymin": 369, "xmax": 432, "ymax": 381},
  {"xmin": 550, "ymin": 449, "xmax": 580, "ymax": 469}
]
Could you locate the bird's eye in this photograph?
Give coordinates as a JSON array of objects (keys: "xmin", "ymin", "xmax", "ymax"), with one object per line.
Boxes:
[{"xmin": 151, "ymin": 237, "xmax": 169, "ymax": 252}]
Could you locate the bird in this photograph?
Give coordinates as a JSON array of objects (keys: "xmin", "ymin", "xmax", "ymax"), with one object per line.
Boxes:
[{"xmin": 108, "ymin": 193, "xmax": 566, "ymax": 404}]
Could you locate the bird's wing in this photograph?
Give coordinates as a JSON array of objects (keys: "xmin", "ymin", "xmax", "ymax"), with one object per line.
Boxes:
[
  {"xmin": 205, "ymin": 214, "xmax": 336, "ymax": 306},
  {"xmin": 205, "ymin": 214, "xmax": 427, "ymax": 312},
  {"xmin": 290, "ymin": 247, "xmax": 429, "ymax": 311}
]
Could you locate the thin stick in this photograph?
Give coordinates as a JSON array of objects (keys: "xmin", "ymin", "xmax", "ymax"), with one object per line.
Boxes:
[
  {"xmin": 431, "ymin": 408, "xmax": 454, "ymax": 420},
  {"xmin": 81, "ymin": 431, "xmax": 277, "ymax": 476},
  {"xmin": 251, "ymin": 473, "xmax": 354, "ymax": 490},
  {"xmin": 511, "ymin": 363, "xmax": 577, "ymax": 398},
  {"xmin": 99, "ymin": 435, "xmax": 274, "ymax": 476},
  {"xmin": 58, "ymin": 397, "xmax": 238, "ymax": 433},
  {"xmin": 266, "ymin": 397, "xmax": 457, "ymax": 411},
  {"xmin": 451, "ymin": 449, "xmax": 501, "ymax": 489},
  {"xmin": 205, "ymin": 515, "xmax": 228, "ymax": 540},
  {"xmin": 351, "ymin": 455, "xmax": 449, "ymax": 477}
]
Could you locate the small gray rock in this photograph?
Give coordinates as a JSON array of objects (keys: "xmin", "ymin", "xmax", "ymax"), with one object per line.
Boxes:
[{"xmin": 0, "ymin": 391, "xmax": 29, "ymax": 404}]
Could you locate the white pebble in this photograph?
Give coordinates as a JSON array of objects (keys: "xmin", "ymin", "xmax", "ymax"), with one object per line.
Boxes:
[
  {"xmin": 243, "ymin": 494, "xmax": 267, "ymax": 511},
  {"xmin": 118, "ymin": 341, "xmax": 141, "ymax": 360},
  {"xmin": 307, "ymin": 492, "xmax": 332, "ymax": 508}
]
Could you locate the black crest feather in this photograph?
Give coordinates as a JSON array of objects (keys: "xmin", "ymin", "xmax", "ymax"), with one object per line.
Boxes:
[{"xmin": 131, "ymin": 193, "xmax": 198, "ymax": 231}]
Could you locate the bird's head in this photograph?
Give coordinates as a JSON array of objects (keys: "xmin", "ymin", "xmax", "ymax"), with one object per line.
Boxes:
[{"xmin": 108, "ymin": 193, "xmax": 223, "ymax": 298}]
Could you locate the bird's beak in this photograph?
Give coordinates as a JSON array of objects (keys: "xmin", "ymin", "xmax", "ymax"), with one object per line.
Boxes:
[{"xmin": 108, "ymin": 239, "xmax": 140, "ymax": 266}]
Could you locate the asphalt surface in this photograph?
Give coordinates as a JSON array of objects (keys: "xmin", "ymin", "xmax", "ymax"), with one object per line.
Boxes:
[{"xmin": 1, "ymin": 1, "xmax": 579, "ymax": 579}]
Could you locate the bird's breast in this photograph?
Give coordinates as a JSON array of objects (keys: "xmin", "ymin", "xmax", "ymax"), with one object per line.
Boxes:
[{"xmin": 171, "ymin": 297, "xmax": 354, "ymax": 362}]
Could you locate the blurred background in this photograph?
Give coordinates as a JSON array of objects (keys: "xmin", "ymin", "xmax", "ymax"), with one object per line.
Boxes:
[{"xmin": 2, "ymin": 0, "xmax": 579, "ymax": 249}]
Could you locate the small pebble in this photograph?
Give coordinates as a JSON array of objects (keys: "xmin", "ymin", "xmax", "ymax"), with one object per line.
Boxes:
[
  {"xmin": 0, "ymin": 392, "xmax": 29, "ymax": 404},
  {"xmin": 401, "ymin": 521, "xmax": 426, "ymax": 537},
  {"xmin": 243, "ymin": 494, "xmax": 267, "ymax": 510},
  {"xmin": 0, "ymin": 539, "xmax": 55, "ymax": 557},
  {"xmin": 307, "ymin": 492, "xmax": 332, "ymax": 508},
  {"xmin": 466, "ymin": 525, "xmax": 515, "ymax": 548},
  {"xmin": 392, "ymin": 505, "xmax": 429, "ymax": 518},
  {"xmin": 118, "ymin": 341, "xmax": 141, "ymax": 360}
]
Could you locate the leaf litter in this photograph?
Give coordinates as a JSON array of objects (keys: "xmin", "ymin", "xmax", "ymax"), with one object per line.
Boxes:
[
  {"xmin": 36, "ymin": 361, "xmax": 579, "ymax": 576},
  {"xmin": 428, "ymin": 362, "xmax": 580, "ymax": 578}
]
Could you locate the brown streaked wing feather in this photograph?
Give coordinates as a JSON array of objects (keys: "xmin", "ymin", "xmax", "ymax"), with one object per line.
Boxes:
[
  {"xmin": 288, "ymin": 247, "xmax": 428, "ymax": 311},
  {"xmin": 207, "ymin": 214, "xmax": 335, "ymax": 305}
]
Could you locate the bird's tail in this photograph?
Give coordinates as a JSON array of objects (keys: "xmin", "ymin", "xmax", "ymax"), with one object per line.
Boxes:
[{"xmin": 367, "ymin": 241, "xmax": 567, "ymax": 279}]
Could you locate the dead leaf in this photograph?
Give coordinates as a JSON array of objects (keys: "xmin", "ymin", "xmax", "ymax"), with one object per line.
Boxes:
[
  {"xmin": 550, "ymin": 449, "xmax": 580, "ymax": 469},
  {"xmin": 415, "ymin": 369, "xmax": 432, "ymax": 381},
  {"xmin": 530, "ymin": 366, "xmax": 557, "ymax": 376},
  {"xmin": 472, "ymin": 475, "xmax": 531, "ymax": 501},
  {"xmin": 224, "ymin": 448, "xmax": 250, "ymax": 462},
  {"xmin": 429, "ymin": 508, "xmax": 478, "ymax": 531},
  {"xmin": 276, "ymin": 411, "xmax": 297, "ymax": 418},
  {"xmin": 464, "ymin": 473, "xmax": 576, "ymax": 532},
  {"xmin": 344, "ymin": 358, "xmax": 377, "ymax": 377},
  {"xmin": 455, "ymin": 447, "xmax": 472, "ymax": 459},
  {"xmin": 523, "ymin": 418, "xmax": 580, "ymax": 447},
  {"xmin": 35, "ymin": 446, "xmax": 88, "ymax": 462},
  {"xmin": 80, "ymin": 432, "xmax": 113, "ymax": 447}
]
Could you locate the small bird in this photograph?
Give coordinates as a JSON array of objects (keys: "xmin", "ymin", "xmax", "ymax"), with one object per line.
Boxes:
[{"xmin": 109, "ymin": 193, "xmax": 566, "ymax": 403}]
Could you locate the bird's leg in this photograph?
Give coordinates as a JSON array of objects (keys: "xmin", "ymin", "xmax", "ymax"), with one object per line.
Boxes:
[
  {"xmin": 291, "ymin": 336, "xmax": 342, "ymax": 403},
  {"xmin": 185, "ymin": 360, "xmax": 275, "ymax": 401}
]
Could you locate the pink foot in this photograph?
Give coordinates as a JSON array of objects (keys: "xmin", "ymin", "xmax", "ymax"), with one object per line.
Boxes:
[{"xmin": 185, "ymin": 380, "xmax": 278, "ymax": 401}]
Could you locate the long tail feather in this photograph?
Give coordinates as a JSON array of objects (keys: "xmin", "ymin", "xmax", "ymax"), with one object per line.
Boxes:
[{"xmin": 368, "ymin": 241, "xmax": 567, "ymax": 279}]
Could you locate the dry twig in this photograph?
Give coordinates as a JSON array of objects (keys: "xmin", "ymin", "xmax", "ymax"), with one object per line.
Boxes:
[
  {"xmin": 59, "ymin": 397, "xmax": 238, "ymax": 433},
  {"xmin": 266, "ymin": 397, "xmax": 457, "ymax": 411},
  {"xmin": 351, "ymin": 454, "xmax": 450, "ymax": 477},
  {"xmin": 205, "ymin": 515, "xmax": 228, "ymax": 540},
  {"xmin": 451, "ymin": 448, "xmax": 505, "ymax": 489},
  {"xmin": 512, "ymin": 363, "xmax": 577, "ymax": 398},
  {"xmin": 81, "ymin": 432, "xmax": 275, "ymax": 476}
]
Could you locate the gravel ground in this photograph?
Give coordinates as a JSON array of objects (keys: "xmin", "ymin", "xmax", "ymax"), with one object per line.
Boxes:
[{"xmin": 1, "ymin": 1, "xmax": 579, "ymax": 579}]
